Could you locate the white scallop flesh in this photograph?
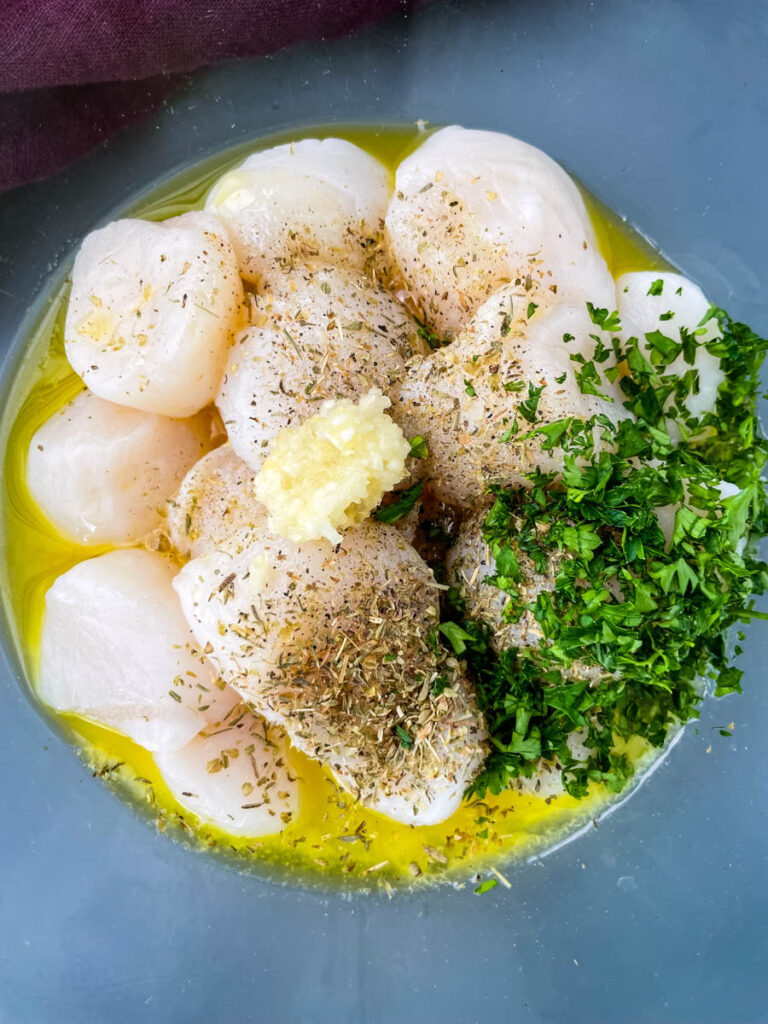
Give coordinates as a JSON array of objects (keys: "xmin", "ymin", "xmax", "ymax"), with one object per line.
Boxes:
[
  {"xmin": 616, "ymin": 271, "xmax": 724, "ymax": 420},
  {"xmin": 65, "ymin": 211, "xmax": 244, "ymax": 417},
  {"xmin": 27, "ymin": 390, "xmax": 213, "ymax": 545},
  {"xmin": 217, "ymin": 265, "xmax": 424, "ymax": 472},
  {"xmin": 39, "ymin": 549, "xmax": 237, "ymax": 751},
  {"xmin": 205, "ymin": 138, "xmax": 391, "ymax": 284},
  {"xmin": 167, "ymin": 444, "xmax": 264, "ymax": 558},
  {"xmin": 154, "ymin": 707, "xmax": 298, "ymax": 836},
  {"xmin": 386, "ymin": 126, "xmax": 615, "ymax": 339},
  {"xmin": 174, "ymin": 522, "xmax": 486, "ymax": 826},
  {"xmin": 391, "ymin": 288, "xmax": 623, "ymax": 508}
]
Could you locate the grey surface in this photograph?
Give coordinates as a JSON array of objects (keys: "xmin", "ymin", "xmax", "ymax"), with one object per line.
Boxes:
[{"xmin": 1, "ymin": 0, "xmax": 767, "ymax": 1021}]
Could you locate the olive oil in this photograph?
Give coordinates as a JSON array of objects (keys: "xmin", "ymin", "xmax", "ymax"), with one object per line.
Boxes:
[{"xmin": 0, "ymin": 124, "xmax": 665, "ymax": 890}]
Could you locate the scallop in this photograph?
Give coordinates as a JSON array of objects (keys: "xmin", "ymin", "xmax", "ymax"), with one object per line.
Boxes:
[
  {"xmin": 391, "ymin": 288, "xmax": 623, "ymax": 509},
  {"xmin": 217, "ymin": 264, "xmax": 424, "ymax": 472},
  {"xmin": 386, "ymin": 126, "xmax": 615, "ymax": 339},
  {"xmin": 446, "ymin": 511, "xmax": 598, "ymax": 798},
  {"xmin": 174, "ymin": 522, "xmax": 486, "ymax": 826},
  {"xmin": 205, "ymin": 137, "xmax": 391, "ymax": 284},
  {"xmin": 39, "ymin": 549, "xmax": 236, "ymax": 751},
  {"xmin": 154, "ymin": 707, "xmax": 298, "ymax": 836},
  {"xmin": 167, "ymin": 444, "xmax": 264, "ymax": 558},
  {"xmin": 446, "ymin": 509, "xmax": 561, "ymax": 654},
  {"xmin": 616, "ymin": 271, "xmax": 724, "ymax": 420},
  {"xmin": 27, "ymin": 390, "xmax": 213, "ymax": 546},
  {"xmin": 65, "ymin": 211, "xmax": 243, "ymax": 417},
  {"xmin": 446, "ymin": 510, "xmax": 611, "ymax": 675}
]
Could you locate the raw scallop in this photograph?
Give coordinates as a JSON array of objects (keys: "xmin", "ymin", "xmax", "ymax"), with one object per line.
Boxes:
[
  {"xmin": 386, "ymin": 126, "xmax": 615, "ymax": 339},
  {"xmin": 615, "ymin": 271, "xmax": 724, "ymax": 420},
  {"xmin": 391, "ymin": 289, "xmax": 622, "ymax": 508},
  {"xmin": 446, "ymin": 511, "xmax": 598, "ymax": 798},
  {"xmin": 27, "ymin": 390, "xmax": 212, "ymax": 545},
  {"xmin": 154, "ymin": 706, "xmax": 298, "ymax": 836},
  {"xmin": 174, "ymin": 522, "xmax": 486, "ymax": 826},
  {"xmin": 65, "ymin": 211, "xmax": 243, "ymax": 417},
  {"xmin": 446, "ymin": 509, "xmax": 562, "ymax": 654},
  {"xmin": 217, "ymin": 264, "xmax": 423, "ymax": 471},
  {"xmin": 167, "ymin": 444, "xmax": 264, "ymax": 558},
  {"xmin": 39, "ymin": 549, "xmax": 236, "ymax": 751},
  {"xmin": 205, "ymin": 137, "xmax": 391, "ymax": 284}
]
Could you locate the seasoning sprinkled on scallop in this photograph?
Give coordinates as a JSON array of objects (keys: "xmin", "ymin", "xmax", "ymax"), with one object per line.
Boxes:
[
  {"xmin": 174, "ymin": 522, "xmax": 487, "ymax": 825},
  {"xmin": 65, "ymin": 211, "xmax": 243, "ymax": 417},
  {"xmin": 154, "ymin": 707, "xmax": 298, "ymax": 836},
  {"xmin": 167, "ymin": 444, "xmax": 264, "ymax": 558},
  {"xmin": 391, "ymin": 290, "xmax": 623, "ymax": 509},
  {"xmin": 217, "ymin": 264, "xmax": 424, "ymax": 472},
  {"xmin": 205, "ymin": 137, "xmax": 391, "ymax": 284},
  {"xmin": 386, "ymin": 126, "xmax": 614, "ymax": 339},
  {"xmin": 27, "ymin": 390, "xmax": 214, "ymax": 546}
]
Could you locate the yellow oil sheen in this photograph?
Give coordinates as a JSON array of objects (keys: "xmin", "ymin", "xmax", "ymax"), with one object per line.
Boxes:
[{"xmin": 0, "ymin": 124, "xmax": 664, "ymax": 890}]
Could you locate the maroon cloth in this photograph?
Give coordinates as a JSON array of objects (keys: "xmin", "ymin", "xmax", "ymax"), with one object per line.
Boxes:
[{"xmin": 0, "ymin": 0, "xmax": 417, "ymax": 193}]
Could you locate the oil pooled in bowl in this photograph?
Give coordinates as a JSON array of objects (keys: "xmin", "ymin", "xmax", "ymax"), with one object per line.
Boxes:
[{"xmin": 0, "ymin": 124, "xmax": 670, "ymax": 891}]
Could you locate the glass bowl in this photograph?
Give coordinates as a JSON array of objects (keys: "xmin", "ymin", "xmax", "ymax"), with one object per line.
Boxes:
[{"xmin": 1, "ymin": 1, "xmax": 766, "ymax": 1020}]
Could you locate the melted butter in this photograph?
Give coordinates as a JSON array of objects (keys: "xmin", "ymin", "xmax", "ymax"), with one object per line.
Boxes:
[{"xmin": 0, "ymin": 123, "xmax": 664, "ymax": 890}]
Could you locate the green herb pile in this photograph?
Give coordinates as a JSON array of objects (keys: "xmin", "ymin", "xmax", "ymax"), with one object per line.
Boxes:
[{"xmin": 441, "ymin": 286, "xmax": 768, "ymax": 800}]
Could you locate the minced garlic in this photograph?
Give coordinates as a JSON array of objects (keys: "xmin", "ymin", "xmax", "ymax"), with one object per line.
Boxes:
[{"xmin": 253, "ymin": 388, "xmax": 410, "ymax": 543}]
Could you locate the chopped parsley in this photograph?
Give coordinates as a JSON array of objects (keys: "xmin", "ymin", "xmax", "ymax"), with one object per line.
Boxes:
[
  {"xmin": 474, "ymin": 878, "xmax": 498, "ymax": 894},
  {"xmin": 586, "ymin": 302, "xmax": 621, "ymax": 333},
  {"xmin": 517, "ymin": 383, "xmax": 545, "ymax": 423},
  {"xmin": 417, "ymin": 321, "xmax": 443, "ymax": 350},
  {"xmin": 395, "ymin": 724, "xmax": 414, "ymax": 750},
  {"xmin": 445, "ymin": 302, "xmax": 768, "ymax": 801},
  {"xmin": 432, "ymin": 675, "xmax": 449, "ymax": 696},
  {"xmin": 438, "ymin": 621, "xmax": 474, "ymax": 654},
  {"xmin": 409, "ymin": 435, "xmax": 429, "ymax": 460},
  {"xmin": 374, "ymin": 481, "xmax": 423, "ymax": 524}
]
